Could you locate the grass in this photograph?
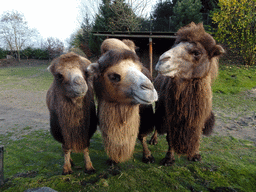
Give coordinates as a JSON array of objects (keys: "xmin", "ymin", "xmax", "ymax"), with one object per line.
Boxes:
[
  {"xmin": 212, "ymin": 62, "xmax": 256, "ymax": 94},
  {"xmin": 0, "ymin": 64, "xmax": 53, "ymax": 91},
  {"xmin": 0, "ymin": 130, "xmax": 256, "ymax": 192},
  {"xmin": 0, "ymin": 60, "xmax": 256, "ymax": 191}
]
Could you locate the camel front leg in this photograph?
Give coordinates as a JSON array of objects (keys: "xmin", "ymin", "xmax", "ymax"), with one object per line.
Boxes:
[
  {"xmin": 83, "ymin": 147, "xmax": 96, "ymax": 174},
  {"xmin": 138, "ymin": 134, "xmax": 155, "ymax": 163},
  {"xmin": 62, "ymin": 145, "xmax": 73, "ymax": 175},
  {"xmin": 160, "ymin": 133, "xmax": 175, "ymax": 166},
  {"xmin": 187, "ymin": 138, "xmax": 202, "ymax": 162}
]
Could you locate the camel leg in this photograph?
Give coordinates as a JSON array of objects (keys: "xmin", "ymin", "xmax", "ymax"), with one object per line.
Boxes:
[
  {"xmin": 149, "ymin": 130, "xmax": 158, "ymax": 145},
  {"xmin": 160, "ymin": 133, "xmax": 175, "ymax": 166},
  {"xmin": 138, "ymin": 134, "xmax": 155, "ymax": 164},
  {"xmin": 187, "ymin": 141, "xmax": 202, "ymax": 162},
  {"xmin": 62, "ymin": 145, "xmax": 73, "ymax": 175},
  {"xmin": 83, "ymin": 147, "xmax": 96, "ymax": 174}
]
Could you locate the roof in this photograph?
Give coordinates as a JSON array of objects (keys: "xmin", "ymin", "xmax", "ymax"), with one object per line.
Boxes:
[{"xmin": 91, "ymin": 31, "xmax": 176, "ymax": 39}]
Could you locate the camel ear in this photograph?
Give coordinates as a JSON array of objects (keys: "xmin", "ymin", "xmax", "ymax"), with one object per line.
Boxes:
[
  {"xmin": 87, "ymin": 63, "xmax": 100, "ymax": 76},
  {"xmin": 47, "ymin": 64, "xmax": 54, "ymax": 73},
  {"xmin": 211, "ymin": 45, "xmax": 225, "ymax": 58},
  {"xmin": 47, "ymin": 65, "xmax": 51, "ymax": 72}
]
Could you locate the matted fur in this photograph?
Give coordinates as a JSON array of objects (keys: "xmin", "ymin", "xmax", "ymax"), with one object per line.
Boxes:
[
  {"xmin": 154, "ymin": 22, "xmax": 224, "ymax": 163},
  {"xmin": 154, "ymin": 75, "xmax": 212, "ymax": 155},
  {"xmin": 91, "ymin": 47, "xmax": 156, "ymax": 163},
  {"xmin": 99, "ymin": 100, "xmax": 140, "ymax": 162},
  {"xmin": 93, "ymin": 49, "xmax": 143, "ymax": 163},
  {"xmin": 46, "ymin": 52, "xmax": 97, "ymax": 174}
]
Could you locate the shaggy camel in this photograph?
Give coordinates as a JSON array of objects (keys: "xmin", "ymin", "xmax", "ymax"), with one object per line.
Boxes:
[
  {"xmin": 87, "ymin": 46, "xmax": 158, "ymax": 164},
  {"xmin": 46, "ymin": 52, "xmax": 97, "ymax": 174},
  {"xmin": 101, "ymin": 38, "xmax": 156, "ymax": 163},
  {"xmin": 152, "ymin": 22, "xmax": 224, "ymax": 165}
]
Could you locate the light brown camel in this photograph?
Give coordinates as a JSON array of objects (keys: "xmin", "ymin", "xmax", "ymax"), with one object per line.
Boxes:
[
  {"xmin": 87, "ymin": 46, "xmax": 158, "ymax": 164},
  {"xmin": 46, "ymin": 52, "xmax": 97, "ymax": 174}
]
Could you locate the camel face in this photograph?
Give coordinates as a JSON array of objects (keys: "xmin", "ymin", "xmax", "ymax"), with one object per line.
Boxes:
[
  {"xmin": 102, "ymin": 59, "xmax": 158, "ymax": 104},
  {"xmin": 48, "ymin": 57, "xmax": 89, "ymax": 99},
  {"xmin": 155, "ymin": 42, "xmax": 211, "ymax": 79}
]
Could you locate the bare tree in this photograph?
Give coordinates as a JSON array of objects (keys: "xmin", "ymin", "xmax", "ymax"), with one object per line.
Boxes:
[
  {"xmin": 0, "ymin": 10, "xmax": 39, "ymax": 61},
  {"xmin": 44, "ymin": 37, "xmax": 64, "ymax": 60}
]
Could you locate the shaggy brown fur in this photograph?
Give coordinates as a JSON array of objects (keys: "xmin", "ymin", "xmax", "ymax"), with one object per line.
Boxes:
[
  {"xmin": 100, "ymin": 38, "xmax": 136, "ymax": 55},
  {"xmin": 46, "ymin": 52, "xmax": 97, "ymax": 174},
  {"xmin": 98, "ymin": 38, "xmax": 156, "ymax": 163},
  {"xmin": 153, "ymin": 22, "xmax": 224, "ymax": 165},
  {"xmin": 88, "ymin": 48, "xmax": 157, "ymax": 164}
]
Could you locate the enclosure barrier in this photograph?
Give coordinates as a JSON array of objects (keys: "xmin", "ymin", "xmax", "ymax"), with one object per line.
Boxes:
[{"xmin": 0, "ymin": 145, "xmax": 3, "ymax": 185}]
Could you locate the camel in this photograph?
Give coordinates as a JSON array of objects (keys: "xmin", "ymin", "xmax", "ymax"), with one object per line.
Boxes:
[
  {"xmin": 152, "ymin": 22, "xmax": 224, "ymax": 165},
  {"xmin": 46, "ymin": 52, "xmax": 97, "ymax": 174},
  {"xmin": 87, "ymin": 46, "xmax": 158, "ymax": 164}
]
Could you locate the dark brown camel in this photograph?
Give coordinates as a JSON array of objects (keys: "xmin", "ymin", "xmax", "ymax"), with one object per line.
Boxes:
[{"xmin": 152, "ymin": 22, "xmax": 224, "ymax": 165}]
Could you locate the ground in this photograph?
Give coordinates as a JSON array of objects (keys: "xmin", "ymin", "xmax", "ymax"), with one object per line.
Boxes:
[
  {"xmin": 0, "ymin": 59, "xmax": 255, "ymax": 145},
  {"xmin": 213, "ymin": 88, "xmax": 256, "ymax": 143}
]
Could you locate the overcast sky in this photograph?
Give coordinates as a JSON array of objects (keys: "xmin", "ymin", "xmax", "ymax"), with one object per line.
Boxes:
[
  {"xmin": 0, "ymin": 0, "xmax": 82, "ymax": 46},
  {"xmin": 0, "ymin": 0, "xmax": 157, "ymax": 47}
]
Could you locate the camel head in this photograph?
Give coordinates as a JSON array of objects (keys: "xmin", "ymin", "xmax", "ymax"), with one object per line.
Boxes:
[
  {"xmin": 88, "ymin": 49, "xmax": 158, "ymax": 105},
  {"xmin": 155, "ymin": 22, "xmax": 224, "ymax": 79},
  {"xmin": 48, "ymin": 52, "xmax": 91, "ymax": 98}
]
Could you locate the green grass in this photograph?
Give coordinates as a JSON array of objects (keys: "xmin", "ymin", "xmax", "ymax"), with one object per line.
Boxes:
[
  {"xmin": 212, "ymin": 63, "xmax": 256, "ymax": 94},
  {"xmin": 0, "ymin": 64, "xmax": 53, "ymax": 91},
  {"xmin": 0, "ymin": 61, "xmax": 256, "ymax": 191},
  {"xmin": 0, "ymin": 130, "xmax": 255, "ymax": 192}
]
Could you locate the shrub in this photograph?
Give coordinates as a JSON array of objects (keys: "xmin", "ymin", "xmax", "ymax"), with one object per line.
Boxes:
[
  {"xmin": 212, "ymin": 0, "xmax": 256, "ymax": 65},
  {"xmin": 0, "ymin": 48, "xmax": 7, "ymax": 59},
  {"xmin": 21, "ymin": 47, "xmax": 34, "ymax": 59},
  {"xmin": 32, "ymin": 48, "xmax": 49, "ymax": 60}
]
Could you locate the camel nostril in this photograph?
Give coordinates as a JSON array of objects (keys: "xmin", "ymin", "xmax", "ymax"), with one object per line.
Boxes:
[
  {"xmin": 140, "ymin": 82, "xmax": 153, "ymax": 90},
  {"xmin": 161, "ymin": 56, "xmax": 171, "ymax": 62},
  {"xmin": 73, "ymin": 76, "xmax": 84, "ymax": 85}
]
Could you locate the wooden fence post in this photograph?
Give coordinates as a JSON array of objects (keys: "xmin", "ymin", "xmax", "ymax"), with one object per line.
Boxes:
[
  {"xmin": 0, "ymin": 146, "xmax": 3, "ymax": 185},
  {"xmin": 149, "ymin": 37, "xmax": 153, "ymax": 77}
]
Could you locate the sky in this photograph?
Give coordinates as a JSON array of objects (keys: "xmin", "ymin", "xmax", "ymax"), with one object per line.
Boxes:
[
  {"xmin": 0, "ymin": 0, "xmax": 157, "ymax": 48},
  {"xmin": 0, "ymin": 0, "xmax": 82, "ymax": 47}
]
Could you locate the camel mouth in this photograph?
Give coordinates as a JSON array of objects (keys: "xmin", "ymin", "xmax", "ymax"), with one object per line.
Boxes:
[
  {"xmin": 158, "ymin": 68, "xmax": 178, "ymax": 76},
  {"xmin": 68, "ymin": 90, "xmax": 87, "ymax": 98},
  {"xmin": 133, "ymin": 94, "xmax": 153, "ymax": 104},
  {"xmin": 74, "ymin": 92, "xmax": 86, "ymax": 97},
  {"xmin": 133, "ymin": 91, "xmax": 157, "ymax": 104}
]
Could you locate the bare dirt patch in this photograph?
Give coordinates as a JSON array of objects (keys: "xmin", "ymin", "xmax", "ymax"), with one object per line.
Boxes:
[
  {"xmin": 212, "ymin": 88, "xmax": 256, "ymax": 143},
  {"xmin": 0, "ymin": 89, "xmax": 49, "ymax": 137}
]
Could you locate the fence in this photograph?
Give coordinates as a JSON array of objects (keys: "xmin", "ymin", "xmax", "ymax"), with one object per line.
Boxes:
[{"xmin": 0, "ymin": 146, "xmax": 3, "ymax": 185}]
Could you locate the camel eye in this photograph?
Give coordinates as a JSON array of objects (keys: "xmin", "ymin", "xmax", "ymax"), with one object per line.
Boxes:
[
  {"xmin": 192, "ymin": 50, "xmax": 201, "ymax": 57},
  {"xmin": 108, "ymin": 73, "xmax": 121, "ymax": 82},
  {"xmin": 56, "ymin": 73, "xmax": 64, "ymax": 81}
]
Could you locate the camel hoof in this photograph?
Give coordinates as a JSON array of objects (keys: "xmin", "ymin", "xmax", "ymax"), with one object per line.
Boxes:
[
  {"xmin": 160, "ymin": 157, "xmax": 175, "ymax": 166},
  {"xmin": 188, "ymin": 154, "xmax": 202, "ymax": 162},
  {"xmin": 106, "ymin": 159, "xmax": 118, "ymax": 166},
  {"xmin": 142, "ymin": 155, "xmax": 155, "ymax": 164},
  {"xmin": 84, "ymin": 168, "xmax": 96, "ymax": 174},
  {"xmin": 62, "ymin": 170, "xmax": 73, "ymax": 175},
  {"xmin": 70, "ymin": 160, "xmax": 75, "ymax": 167}
]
